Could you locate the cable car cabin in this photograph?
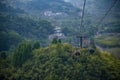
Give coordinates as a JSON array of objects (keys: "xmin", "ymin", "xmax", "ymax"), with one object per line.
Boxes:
[
  {"xmin": 83, "ymin": 39, "xmax": 90, "ymax": 48},
  {"xmin": 74, "ymin": 50, "xmax": 80, "ymax": 56},
  {"xmin": 89, "ymin": 48, "xmax": 95, "ymax": 54}
]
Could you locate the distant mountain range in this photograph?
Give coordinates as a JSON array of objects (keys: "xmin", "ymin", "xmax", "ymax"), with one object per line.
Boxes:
[{"xmin": 4, "ymin": 0, "xmax": 80, "ymax": 17}]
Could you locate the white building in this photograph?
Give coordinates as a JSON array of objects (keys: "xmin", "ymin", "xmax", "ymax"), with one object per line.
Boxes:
[{"xmin": 49, "ymin": 26, "xmax": 65, "ymax": 40}]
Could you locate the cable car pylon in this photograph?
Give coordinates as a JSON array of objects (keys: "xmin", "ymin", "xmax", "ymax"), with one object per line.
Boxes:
[{"xmin": 76, "ymin": 0, "xmax": 86, "ymax": 48}]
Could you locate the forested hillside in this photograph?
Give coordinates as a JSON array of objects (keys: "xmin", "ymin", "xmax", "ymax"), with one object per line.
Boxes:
[
  {"xmin": 0, "ymin": 43, "xmax": 120, "ymax": 80},
  {"xmin": 67, "ymin": 0, "xmax": 120, "ymax": 57},
  {"xmin": 8, "ymin": 0, "xmax": 80, "ymax": 15},
  {"xmin": 0, "ymin": 0, "xmax": 83, "ymax": 51},
  {"xmin": 68, "ymin": 0, "xmax": 120, "ymax": 33},
  {"xmin": 6, "ymin": 0, "xmax": 84, "ymax": 37},
  {"xmin": 0, "ymin": 1, "xmax": 54, "ymax": 51},
  {"xmin": 0, "ymin": 0, "xmax": 120, "ymax": 80}
]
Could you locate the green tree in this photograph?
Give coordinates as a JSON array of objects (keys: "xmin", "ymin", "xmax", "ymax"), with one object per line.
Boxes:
[
  {"xmin": 32, "ymin": 41, "xmax": 40, "ymax": 50},
  {"xmin": 0, "ymin": 51, "xmax": 7, "ymax": 59},
  {"xmin": 58, "ymin": 39, "xmax": 62, "ymax": 43},
  {"xmin": 52, "ymin": 38, "xmax": 58, "ymax": 44},
  {"xmin": 13, "ymin": 41, "xmax": 32, "ymax": 67}
]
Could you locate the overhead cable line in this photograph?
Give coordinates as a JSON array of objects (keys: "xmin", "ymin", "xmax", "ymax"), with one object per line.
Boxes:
[
  {"xmin": 96, "ymin": 0, "xmax": 118, "ymax": 33},
  {"xmin": 76, "ymin": 0, "xmax": 86, "ymax": 48},
  {"xmin": 80, "ymin": 0, "xmax": 86, "ymax": 34}
]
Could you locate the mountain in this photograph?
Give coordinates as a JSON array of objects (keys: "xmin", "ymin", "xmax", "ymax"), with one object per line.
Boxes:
[
  {"xmin": 0, "ymin": 1, "xmax": 120, "ymax": 80},
  {"xmin": 7, "ymin": 0, "xmax": 83, "ymax": 36},
  {"xmin": 0, "ymin": 0, "xmax": 120, "ymax": 51},
  {"xmin": 0, "ymin": 1, "xmax": 54, "ymax": 51},
  {"xmin": 0, "ymin": 0, "xmax": 84, "ymax": 51},
  {"xmin": 8, "ymin": 0, "xmax": 81, "ymax": 17},
  {"xmin": 67, "ymin": 0, "xmax": 120, "ymax": 33}
]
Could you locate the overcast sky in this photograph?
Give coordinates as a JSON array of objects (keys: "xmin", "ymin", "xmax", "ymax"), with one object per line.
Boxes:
[{"xmin": 64, "ymin": 0, "xmax": 70, "ymax": 2}]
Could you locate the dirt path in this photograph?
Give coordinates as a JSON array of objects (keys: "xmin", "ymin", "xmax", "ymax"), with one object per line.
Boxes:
[
  {"xmin": 96, "ymin": 44, "xmax": 120, "ymax": 59},
  {"xmin": 96, "ymin": 45, "xmax": 105, "ymax": 52}
]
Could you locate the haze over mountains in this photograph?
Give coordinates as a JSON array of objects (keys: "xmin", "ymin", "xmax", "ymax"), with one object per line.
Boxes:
[{"xmin": 0, "ymin": 0, "xmax": 120, "ymax": 51}]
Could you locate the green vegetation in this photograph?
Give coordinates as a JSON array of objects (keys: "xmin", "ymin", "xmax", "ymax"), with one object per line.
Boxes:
[
  {"xmin": 95, "ymin": 34, "xmax": 120, "ymax": 58},
  {"xmin": 12, "ymin": 41, "xmax": 32, "ymax": 67},
  {"xmin": 32, "ymin": 41, "xmax": 41, "ymax": 50},
  {"xmin": 95, "ymin": 34, "xmax": 120, "ymax": 48},
  {"xmin": 52, "ymin": 38, "xmax": 62, "ymax": 44},
  {"xmin": 106, "ymin": 48, "xmax": 120, "ymax": 59},
  {"xmin": 0, "ymin": 1, "xmax": 54, "ymax": 51},
  {"xmin": 0, "ymin": 0, "xmax": 120, "ymax": 80},
  {"xmin": 0, "ymin": 15, "xmax": 54, "ymax": 51},
  {"xmin": 0, "ymin": 42, "xmax": 120, "ymax": 80}
]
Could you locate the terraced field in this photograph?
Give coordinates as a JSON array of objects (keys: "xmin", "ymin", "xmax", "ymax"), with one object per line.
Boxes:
[{"xmin": 95, "ymin": 33, "xmax": 120, "ymax": 58}]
